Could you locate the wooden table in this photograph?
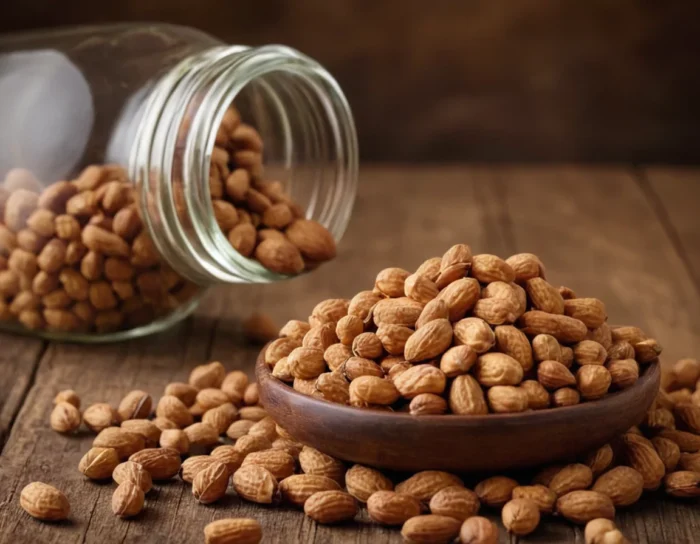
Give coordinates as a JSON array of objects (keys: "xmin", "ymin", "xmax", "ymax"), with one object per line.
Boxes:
[{"xmin": 0, "ymin": 166, "xmax": 698, "ymax": 543}]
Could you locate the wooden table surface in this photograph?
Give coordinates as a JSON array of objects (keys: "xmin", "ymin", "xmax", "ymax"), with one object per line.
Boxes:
[{"xmin": 0, "ymin": 165, "xmax": 698, "ymax": 543}]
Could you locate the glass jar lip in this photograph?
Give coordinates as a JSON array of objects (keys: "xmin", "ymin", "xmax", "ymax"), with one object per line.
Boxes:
[
  {"xmin": 133, "ymin": 44, "xmax": 358, "ymax": 285},
  {"xmin": 186, "ymin": 45, "xmax": 289, "ymax": 284}
]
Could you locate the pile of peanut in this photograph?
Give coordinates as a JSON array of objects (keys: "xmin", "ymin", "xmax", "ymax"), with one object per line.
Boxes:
[
  {"xmin": 23, "ymin": 356, "xmax": 700, "ymax": 543},
  {"xmin": 205, "ymin": 105, "xmax": 337, "ymax": 275},
  {"xmin": 264, "ymin": 244, "xmax": 662, "ymax": 414},
  {"xmin": 0, "ymin": 164, "xmax": 198, "ymax": 334},
  {"xmin": 0, "ymin": 106, "xmax": 335, "ymax": 334}
]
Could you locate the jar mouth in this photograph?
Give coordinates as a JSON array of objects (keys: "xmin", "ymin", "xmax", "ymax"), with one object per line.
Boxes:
[{"xmin": 132, "ymin": 45, "xmax": 358, "ymax": 285}]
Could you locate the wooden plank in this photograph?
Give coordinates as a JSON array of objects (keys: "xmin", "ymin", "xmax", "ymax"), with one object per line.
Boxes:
[
  {"xmin": 0, "ymin": 166, "xmax": 698, "ymax": 543},
  {"xmin": 0, "ymin": 333, "xmax": 45, "ymax": 446},
  {"xmin": 495, "ymin": 166, "xmax": 700, "ymax": 365},
  {"xmin": 639, "ymin": 167, "xmax": 700, "ymax": 293},
  {"xmin": 493, "ymin": 165, "xmax": 700, "ymax": 543}
]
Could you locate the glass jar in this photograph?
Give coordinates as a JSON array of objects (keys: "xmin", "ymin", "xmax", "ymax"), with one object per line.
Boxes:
[{"xmin": 0, "ymin": 23, "xmax": 358, "ymax": 342}]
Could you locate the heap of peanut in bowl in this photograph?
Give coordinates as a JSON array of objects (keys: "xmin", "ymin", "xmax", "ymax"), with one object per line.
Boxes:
[{"xmin": 264, "ymin": 244, "xmax": 661, "ymax": 414}]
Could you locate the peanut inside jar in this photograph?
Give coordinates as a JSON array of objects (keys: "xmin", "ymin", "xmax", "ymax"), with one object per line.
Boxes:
[
  {"xmin": 205, "ymin": 104, "xmax": 337, "ymax": 275},
  {"xmin": 0, "ymin": 165, "xmax": 200, "ymax": 335}
]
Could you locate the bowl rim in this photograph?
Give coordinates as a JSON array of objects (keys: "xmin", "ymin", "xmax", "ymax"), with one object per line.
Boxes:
[{"xmin": 256, "ymin": 348, "xmax": 660, "ymax": 427}]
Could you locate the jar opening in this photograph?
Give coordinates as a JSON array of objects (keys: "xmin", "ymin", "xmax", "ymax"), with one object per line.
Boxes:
[{"xmin": 133, "ymin": 45, "xmax": 358, "ymax": 285}]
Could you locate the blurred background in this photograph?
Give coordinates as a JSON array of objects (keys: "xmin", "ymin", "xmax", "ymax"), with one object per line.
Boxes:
[{"xmin": 2, "ymin": 0, "xmax": 699, "ymax": 164}]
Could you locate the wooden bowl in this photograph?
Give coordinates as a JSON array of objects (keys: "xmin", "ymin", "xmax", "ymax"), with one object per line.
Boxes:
[{"xmin": 256, "ymin": 350, "xmax": 660, "ymax": 473}]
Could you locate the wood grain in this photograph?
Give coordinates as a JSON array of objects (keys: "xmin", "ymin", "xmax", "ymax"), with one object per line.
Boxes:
[
  {"xmin": 0, "ymin": 166, "xmax": 698, "ymax": 543},
  {"xmin": 494, "ymin": 166, "xmax": 700, "ymax": 365},
  {"xmin": 1, "ymin": 1, "xmax": 699, "ymax": 162},
  {"xmin": 639, "ymin": 168, "xmax": 700, "ymax": 293},
  {"xmin": 0, "ymin": 333, "xmax": 45, "ymax": 445}
]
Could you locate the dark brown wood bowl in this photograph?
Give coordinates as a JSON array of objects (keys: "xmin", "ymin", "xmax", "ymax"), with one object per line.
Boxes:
[{"xmin": 256, "ymin": 349, "xmax": 660, "ymax": 473}]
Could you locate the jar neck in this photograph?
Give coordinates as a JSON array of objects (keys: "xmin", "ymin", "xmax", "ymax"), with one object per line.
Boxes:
[{"xmin": 130, "ymin": 45, "xmax": 358, "ymax": 285}]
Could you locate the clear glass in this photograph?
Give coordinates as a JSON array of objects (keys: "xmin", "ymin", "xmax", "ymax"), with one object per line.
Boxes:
[{"xmin": 0, "ymin": 23, "xmax": 358, "ymax": 342}]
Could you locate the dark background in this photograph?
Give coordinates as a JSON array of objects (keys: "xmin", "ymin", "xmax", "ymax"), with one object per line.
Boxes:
[{"xmin": 3, "ymin": 0, "xmax": 699, "ymax": 163}]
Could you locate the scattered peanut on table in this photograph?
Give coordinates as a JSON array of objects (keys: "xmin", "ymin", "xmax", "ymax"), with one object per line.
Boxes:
[{"xmin": 26, "ymin": 353, "xmax": 700, "ymax": 542}]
